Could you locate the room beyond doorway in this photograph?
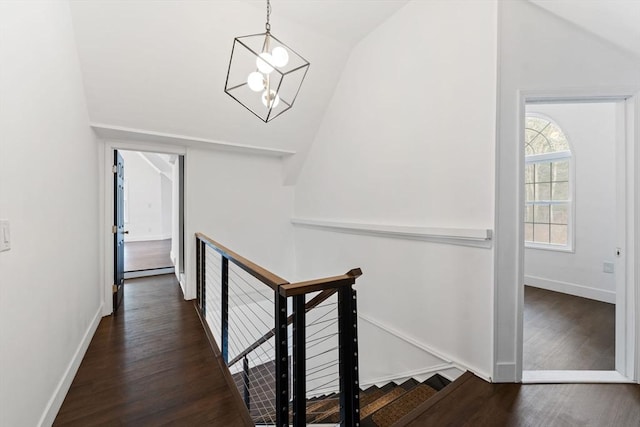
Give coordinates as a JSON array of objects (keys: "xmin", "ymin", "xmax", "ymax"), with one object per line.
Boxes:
[
  {"xmin": 521, "ymin": 99, "xmax": 626, "ymax": 383},
  {"xmin": 125, "ymin": 239, "xmax": 173, "ymax": 274},
  {"xmin": 118, "ymin": 150, "xmax": 179, "ymax": 279},
  {"xmin": 523, "ymin": 286, "xmax": 615, "ymax": 371}
]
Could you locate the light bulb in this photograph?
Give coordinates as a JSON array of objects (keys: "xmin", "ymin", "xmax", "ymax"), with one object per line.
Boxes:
[
  {"xmin": 271, "ymin": 46, "xmax": 289, "ymax": 67},
  {"xmin": 247, "ymin": 72, "xmax": 264, "ymax": 92},
  {"xmin": 256, "ymin": 53, "xmax": 274, "ymax": 74},
  {"xmin": 262, "ymin": 89, "xmax": 280, "ymax": 109}
]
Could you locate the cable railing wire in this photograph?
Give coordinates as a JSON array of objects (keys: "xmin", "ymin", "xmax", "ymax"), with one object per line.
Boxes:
[{"xmin": 196, "ymin": 234, "xmax": 362, "ymax": 426}]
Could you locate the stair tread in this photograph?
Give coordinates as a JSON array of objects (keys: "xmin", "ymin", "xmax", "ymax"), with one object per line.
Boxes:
[
  {"xmin": 423, "ymin": 373, "xmax": 452, "ymax": 391},
  {"xmin": 368, "ymin": 384, "xmax": 438, "ymax": 427},
  {"xmin": 251, "ymin": 374, "xmax": 447, "ymax": 425},
  {"xmin": 316, "ymin": 383, "xmax": 393, "ymax": 424},
  {"xmin": 308, "ymin": 397, "xmax": 341, "ymax": 423},
  {"xmin": 379, "ymin": 383, "xmax": 396, "ymax": 393},
  {"xmin": 306, "ymin": 397, "xmax": 339, "ymax": 419},
  {"xmin": 360, "ymin": 386, "xmax": 408, "ymax": 420},
  {"xmin": 399, "ymin": 378, "xmax": 419, "ymax": 390},
  {"xmin": 364, "ymin": 385, "xmax": 381, "ymax": 394},
  {"xmin": 360, "ymin": 387, "xmax": 390, "ymax": 407}
]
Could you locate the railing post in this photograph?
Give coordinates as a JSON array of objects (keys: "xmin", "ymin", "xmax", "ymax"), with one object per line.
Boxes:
[
  {"xmin": 338, "ymin": 286, "xmax": 360, "ymax": 427},
  {"xmin": 196, "ymin": 238, "xmax": 201, "ymax": 310},
  {"xmin": 292, "ymin": 295, "xmax": 306, "ymax": 426},
  {"xmin": 200, "ymin": 240, "xmax": 206, "ymax": 316},
  {"xmin": 275, "ymin": 291, "xmax": 289, "ymax": 427},
  {"xmin": 243, "ymin": 356, "xmax": 250, "ymax": 410},
  {"xmin": 221, "ymin": 257, "xmax": 229, "ymax": 364}
]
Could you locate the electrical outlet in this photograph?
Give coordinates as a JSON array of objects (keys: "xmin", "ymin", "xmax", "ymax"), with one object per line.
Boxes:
[
  {"xmin": 603, "ymin": 262, "xmax": 614, "ymax": 274},
  {"xmin": 0, "ymin": 220, "xmax": 10, "ymax": 252}
]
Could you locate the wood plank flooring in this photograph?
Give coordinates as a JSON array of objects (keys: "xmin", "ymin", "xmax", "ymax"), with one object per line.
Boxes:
[
  {"xmin": 398, "ymin": 371, "xmax": 640, "ymax": 427},
  {"xmin": 524, "ymin": 286, "xmax": 615, "ymax": 370},
  {"xmin": 54, "ymin": 277, "xmax": 634, "ymax": 426},
  {"xmin": 124, "ymin": 239, "xmax": 173, "ymax": 272},
  {"xmin": 54, "ymin": 275, "xmax": 251, "ymax": 426}
]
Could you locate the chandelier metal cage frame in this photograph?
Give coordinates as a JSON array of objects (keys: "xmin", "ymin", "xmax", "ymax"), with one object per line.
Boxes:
[{"xmin": 224, "ymin": 1, "xmax": 310, "ymax": 123}]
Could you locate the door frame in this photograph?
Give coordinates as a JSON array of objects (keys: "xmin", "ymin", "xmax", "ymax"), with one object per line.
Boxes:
[
  {"xmin": 494, "ymin": 87, "xmax": 639, "ymax": 383},
  {"xmin": 100, "ymin": 140, "xmax": 187, "ymax": 315}
]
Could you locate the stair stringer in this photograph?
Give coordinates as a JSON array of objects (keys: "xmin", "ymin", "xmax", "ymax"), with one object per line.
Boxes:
[{"xmin": 358, "ymin": 313, "xmax": 482, "ymax": 388}]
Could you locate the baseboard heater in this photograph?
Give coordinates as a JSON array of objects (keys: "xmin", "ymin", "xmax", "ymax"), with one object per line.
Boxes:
[{"xmin": 124, "ymin": 267, "xmax": 175, "ymax": 279}]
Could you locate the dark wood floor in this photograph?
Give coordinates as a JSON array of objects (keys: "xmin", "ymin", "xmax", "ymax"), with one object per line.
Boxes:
[
  {"xmin": 54, "ymin": 275, "xmax": 251, "ymax": 426},
  {"xmin": 399, "ymin": 371, "xmax": 640, "ymax": 426},
  {"xmin": 55, "ymin": 278, "xmax": 635, "ymax": 426},
  {"xmin": 124, "ymin": 239, "xmax": 173, "ymax": 272},
  {"xmin": 524, "ymin": 286, "xmax": 615, "ymax": 370}
]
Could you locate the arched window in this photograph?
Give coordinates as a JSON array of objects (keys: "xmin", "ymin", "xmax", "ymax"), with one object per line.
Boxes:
[{"xmin": 524, "ymin": 115, "xmax": 572, "ymax": 249}]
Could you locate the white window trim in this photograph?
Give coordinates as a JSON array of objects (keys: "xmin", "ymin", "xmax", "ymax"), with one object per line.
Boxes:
[
  {"xmin": 524, "ymin": 118, "xmax": 575, "ymax": 252},
  {"xmin": 525, "ymin": 150, "xmax": 571, "ymax": 163}
]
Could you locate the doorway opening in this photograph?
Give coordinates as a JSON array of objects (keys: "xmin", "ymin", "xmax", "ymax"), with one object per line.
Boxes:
[
  {"xmin": 118, "ymin": 150, "xmax": 177, "ymax": 278},
  {"xmin": 521, "ymin": 99, "xmax": 629, "ymax": 383},
  {"xmin": 109, "ymin": 146, "xmax": 185, "ymax": 315}
]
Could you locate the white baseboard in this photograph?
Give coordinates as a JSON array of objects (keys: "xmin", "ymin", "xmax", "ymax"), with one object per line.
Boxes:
[
  {"xmin": 359, "ymin": 363, "xmax": 464, "ymax": 390},
  {"xmin": 522, "ymin": 370, "xmax": 633, "ymax": 384},
  {"xmin": 358, "ymin": 313, "xmax": 490, "ymax": 383},
  {"xmin": 525, "ymin": 275, "xmax": 616, "ymax": 304},
  {"xmin": 493, "ymin": 362, "xmax": 517, "ymax": 382},
  {"xmin": 38, "ymin": 304, "xmax": 103, "ymax": 427}
]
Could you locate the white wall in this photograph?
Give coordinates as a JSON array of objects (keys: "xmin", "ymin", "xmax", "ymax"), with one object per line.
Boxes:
[
  {"xmin": 120, "ymin": 150, "xmax": 172, "ymax": 242},
  {"xmin": 185, "ymin": 149, "xmax": 295, "ymax": 299},
  {"xmin": 161, "ymin": 174, "xmax": 172, "ymax": 239},
  {"xmin": 293, "ymin": 0, "xmax": 497, "ymax": 380},
  {"xmin": 524, "ymin": 102, "xmax": 618, "ymax": 303},
  {"xmin": 0, "ymin": 2, "xmax": 101, "ymax": 426},
  {"xmin": 495, "ymin": 0, "xmax": 640, "ymax": 381}
]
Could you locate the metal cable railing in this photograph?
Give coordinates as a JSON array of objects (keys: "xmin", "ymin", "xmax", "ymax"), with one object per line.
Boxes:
[{"xmin": 196, "ymin": 232, "xmax": 362, "ymax": 427}]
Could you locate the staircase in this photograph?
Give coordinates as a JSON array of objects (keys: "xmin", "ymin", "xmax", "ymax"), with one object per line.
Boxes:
[
  {"xmin": 249, "ymin": 374, "xmax": 451, "ymax": 426},
  {"xmin": 196, "ymin": 234, "xmax": 451, "ymax": 427}
]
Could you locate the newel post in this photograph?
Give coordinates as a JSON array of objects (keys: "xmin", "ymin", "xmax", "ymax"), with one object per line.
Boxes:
[
  {"xmin": 196, "ymin": 238, "xmax": 202, "ymax": 311},
  {"xmin": 275, "ymin": 291, "xmax": 289, "ymax": 427},
  {"xmin": 292, "ymin": 294, "xmax": 306, "ymax": 426},
  {"xmin": 221, "ymin": 257, "xmax": 229, "ymax": 363},
  {"xmin": 338, "ymin": 284, "xmax": 360, "ymax": 427}
]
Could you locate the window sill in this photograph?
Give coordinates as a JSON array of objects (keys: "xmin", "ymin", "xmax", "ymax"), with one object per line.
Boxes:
[{"xmin": 525, "ymin": 242, "xmax": 574, "ymax": 253}]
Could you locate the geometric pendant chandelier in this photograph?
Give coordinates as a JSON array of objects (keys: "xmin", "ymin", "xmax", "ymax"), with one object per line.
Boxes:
[{"xmin": 224, "ymin": 0, "xmax": 310, "ymax": 122}]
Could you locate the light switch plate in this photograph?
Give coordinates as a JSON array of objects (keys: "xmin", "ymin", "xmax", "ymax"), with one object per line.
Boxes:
[
  {"xmin": 0, "ymin": 220, "xmax": 10, "ymax": 252},
  {"xmin": 603, "ymin": 262, "xmax": 614, "ymax": 274}
]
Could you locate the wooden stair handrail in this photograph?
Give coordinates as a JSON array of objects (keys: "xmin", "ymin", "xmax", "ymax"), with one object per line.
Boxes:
[
  {"xmin": 196, "ymin": 232, "xmax": 289, "ymax": 290},
  {"xmin": 279, "ymin": 268, "xmax": 363, "ymax": 297}
]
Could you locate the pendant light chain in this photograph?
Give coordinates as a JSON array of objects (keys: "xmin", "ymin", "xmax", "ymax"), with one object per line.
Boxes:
[{"xmin": 265, "ymin": 0, "xmax": 271, "ymax": 33}]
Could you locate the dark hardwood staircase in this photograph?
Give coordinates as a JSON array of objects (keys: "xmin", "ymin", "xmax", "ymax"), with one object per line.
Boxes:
[{"xmin": 250, "ymin": 374, "xmax": 451, "ymax": 426}]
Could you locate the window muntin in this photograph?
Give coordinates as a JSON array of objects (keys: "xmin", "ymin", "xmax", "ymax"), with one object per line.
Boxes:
[{"xmin": 524, "ymin": 116, "xmax": 572, "ymax": 250}]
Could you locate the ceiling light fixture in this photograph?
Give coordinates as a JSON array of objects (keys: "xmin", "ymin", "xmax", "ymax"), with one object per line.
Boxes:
[{"xmin": 224, "ymin": 0, "xmax": 310, "ymax": 122}]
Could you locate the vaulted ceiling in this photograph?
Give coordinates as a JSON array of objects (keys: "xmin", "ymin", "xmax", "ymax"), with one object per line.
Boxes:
[
  {"xmin": 69, "ymin": 0, "xmax": 408, "ymax": 154},
  {"xmin": 69, "ymin": 0, "xmax": 639, "ymax": 155},
  {"xmin": 530, "ymin": 0, "xmax": 640, "ymax": 60}
]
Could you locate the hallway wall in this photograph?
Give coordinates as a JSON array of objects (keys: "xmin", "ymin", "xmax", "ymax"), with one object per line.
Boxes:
[
  {"xmin": 184, "ymin": 148, "xmax": 295, "ymax": 299},
  {"xmin": 293, "ymin": 0, "xmax": 498, "ymax": 380},
  {"xmin": 0, "ymin": 2, "xmax": 101, "ymax": 426}
]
